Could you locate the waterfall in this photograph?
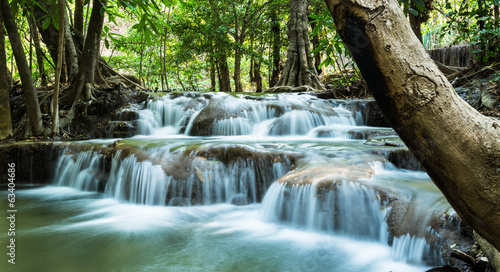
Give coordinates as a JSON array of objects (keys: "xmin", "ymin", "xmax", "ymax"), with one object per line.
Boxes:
[
  {"xmin": 260, "ymin": 181, "xmax": 388, "ymax": 241},
  {"xmin": 106, "ymin": 153, "xmax": 170, "ymax": 205},
  {"xmin": 53, "ymin": 149, "xmax": 104, "ymax": 191},
  {"xmin": 52, "ymin": 146, "xmax": 293, "ymax": 206},
  {"xmin": 391, "ymin": 234, "xmax": 431, "ymax": 264},
  {"xmin": 132, "ymin": 93, "xmax": 359, "ymax": 138},
  {"xmin": 259, "ymin": 180, "xmax": 441, "ymax": 265},
  {"xmin": 212, "ymin": 117, "xmax": 253, "ymax": 136},
  {"xmin": 44, "ymin": 93, "xmax": 456, "ymax": 269},
  {"xmin": 137, "ymin": 95, "xmax": 204, "ymax": 135}
]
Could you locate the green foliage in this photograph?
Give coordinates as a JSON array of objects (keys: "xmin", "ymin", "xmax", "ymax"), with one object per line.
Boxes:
[
  {"xmin": 433, "ymin": 0, "xmax": 500, "ymax": 62},
  {"xmin": 309, "ymin": 8, "xmax": 361, "ymax": 87}
]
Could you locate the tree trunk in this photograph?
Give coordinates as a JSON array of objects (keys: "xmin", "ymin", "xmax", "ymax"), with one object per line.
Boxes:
[
  {"xmin": 210, "ymin": 61, "xmax": 216, "ymax": 92},
  {"xmin": 64, "ymin": 11, "xmax": 79, "ymax": 82},
  {"xmin": 1, "ymin": 0, "xmax": 44, "ymax": 135},
  {"xmin": 325, "ymin": 0, "xmax": 500, "ymax": 251},
  {"xmin": 409, "ymin": 2, "xmax": 423, "ymax": 43},
  {"xmin": 28, "ymin": 15, "xmax": 48, "ymax": 86},
  {"xmin": 32, "ymin": 1, "xmax": 78, "ymax": 81},
  {"xmin": 233, "ymin": 47, "xmax": 243, "ymax": 92},
  {"xmin": 60, "ymin": 0, "xmax": 106, "ymax": 108},
  {"xmin": 74, "ymin": 0, "xmax": 85, "ymax": 34},
  {"xmin": 53, "ymin": 0, "xmax": 65, "ymax": 135},
  {"xmin": 270, "ymin": 9, "xmax": 281, "ymax": 87},
  {"xmin": 253, "ymin": 59, "xmax": 262, "ymax": 92},
  {"xmin": 275, "ymin": 0, "xmax": 324, "ymax": 90},
  {"xmin": 0, "ymin": 11, "xmax": 13, "ymax": 140},
  {"xmin": 495, "ymin": 4, "xmax": 499, "ymax": 29},
  {"xmin": 218, "ymin": 55, "xmax": 231, "ymax": 92}
]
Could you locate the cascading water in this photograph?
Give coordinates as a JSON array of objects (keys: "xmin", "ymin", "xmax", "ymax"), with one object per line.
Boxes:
[
  {"xmin": 259, "ymin": 181, "xmax": 388, "ymax": 241},
  {"xmin": 53, "ymin": 149, "xmax": 104, "ymax": 191},
  {"xmin": 53, "ymin": 143, "xmax": 293, "ymax": 206},
  {"xmin": 21, "ymin": 92, "xmax": 463, "ymax": 271}
]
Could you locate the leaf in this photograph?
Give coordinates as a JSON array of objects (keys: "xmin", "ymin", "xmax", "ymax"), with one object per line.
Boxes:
[
  {"xmin": 408, "ymin": 8, "xmax": 419, "ymax": 16},
  {"xmin": 42, "ymin": 17, "xmax": 51, "ymax": 30},
  {"xmin": 413, "ymin": 0, "xmax": 425, "ymax": 10},
  {"xmin": 195, "ymin": 166, "xmax": 205, "ymax": 182}
]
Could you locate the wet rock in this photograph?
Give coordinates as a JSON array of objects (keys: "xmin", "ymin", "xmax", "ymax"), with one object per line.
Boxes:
[
  {"xmin": 230, "ymin": 194, "xmax": 250, "ymax": 206},
  {"xmin": 189, "ymin": 96, "xmax": 254, "ymax": 136},
  {"xmin": 278, "ymin": 163, "xmax": 376, "ymax": 188},
  {"xmin": 364, "ymin": 136, "xmax": 405, "ymax": 147},
  {"xmin": 425, "ymin": 265, "xmax": 464, "ymax": 272},
  {"xmin": 168, "ymin": 197, "xmax": 189, "ymax": 206},
  {"xmin": 113, "ymin": 110, "xmax": 139, "ymax": 121},
  {"xmin": 371, "ymin": 148, "xmax": 423, "ymax": 171},
  {"xmin": 347, "ymin": 128, "xmax": 396, "ymax": 140},
  {"xmin": 481, "ymin": 82, "xmax": 500, "ymax": 111},
  {"xmin": 365, "ymin": 100, "xmax": 391, "ymax": 127},
  {"xmin": 105, "ymin": 121, "xmax": 137, "ymax": 138},
  {"xmin": 0, "ymin": 142, "xmax": 57, "ymax": 184}
]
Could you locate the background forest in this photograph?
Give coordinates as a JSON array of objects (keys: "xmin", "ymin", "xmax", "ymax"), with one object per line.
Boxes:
[{"xmin": 1, "ymin": 0, "xmax": 499, "ymax": 139}]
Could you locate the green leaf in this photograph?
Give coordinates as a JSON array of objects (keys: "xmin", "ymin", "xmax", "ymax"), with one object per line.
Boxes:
[
  {"xmin": 413, "ymin": 0, "xmax": 425, "ymax": 10},
  {"xmin": 42, "ymin": 17, "xmax": 51, "ymax": 30},
  {"xmin": 408, "ymin": 8, "xmax": 419, "ymax": 16}
]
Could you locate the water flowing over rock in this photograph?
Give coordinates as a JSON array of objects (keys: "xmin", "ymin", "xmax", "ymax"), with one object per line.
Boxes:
[
  {"xmin": 0, "ymin": 92, "xmax": 477, "ymax": 271},
  {"xmin": 50, "ymin": 142, "xmax": 296, "ymax": 205},
  {"xmin": 259, "ymin": 161, "xmax": 468, "ymax": 266}
]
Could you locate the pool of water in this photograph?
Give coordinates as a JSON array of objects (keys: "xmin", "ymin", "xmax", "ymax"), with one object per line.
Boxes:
[{"xmin": 0, "ymin": 187, "xmax": 430, "ymax": 272}]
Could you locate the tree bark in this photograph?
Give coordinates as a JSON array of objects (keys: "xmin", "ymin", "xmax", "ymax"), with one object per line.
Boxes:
[
  {"xmin": 495, "ymin": 4, "xmax": 499, "ymax": 29},
  {"xmin": 275, "ymin": 0, "xmax": 324, "ymax": 90},
  {"xmin": 325, "ymin": 0, "xmax": 500, "ymax": 251},
  {"xmin": 210, "ymin": 61, "xmax": 216, "ymax": 92},
  {"xmin": 253, "ymin": 58, "xmax": 262, "ymax": 92},
  {"xmin": 1, "ymin": 0, "xmax": 44, "ymax": 135},
  {"xmin": 53, "ymin": 0, "xmax": 65, "ymax": 135},
  {"xmin": 28, "ymin": 15, "xmax": 48, "ymax": 86},
  {"xmin": 270, "ymin": 9, "xmax": 281, "ymax": 87},
  {"xmin": 74, "ymin": 0, "xmax": 85, "ymax": 34},
  {"xmin": 32, "ymin": 1, "xmax": 79, "ymax": 81},
  {"xmin": 61, "ymin": 0, "xmax": 106, "ymax": 108},
  {"xmin": 218, "ymin": 55, "xmax": 231, "ymax": 92},
  {"xmin": 0, "ymin": 11, "xmax": 13, "ymax": 140},
  {"xmin": 64, "ymin": 10, "xmax": 79, "ymax": 82}
]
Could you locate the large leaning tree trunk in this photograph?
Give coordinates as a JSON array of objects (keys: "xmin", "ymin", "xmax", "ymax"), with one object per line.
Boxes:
[
  {"xmin": 1, "ymin": 0, "xmax": 44, "ymax": 135},
  {"xmin": 271, "ymin": 0, "xmax": 324, "ymax": 91},
  {"xmin": 325, "ymin": 0, "xmax": 500, "ymax": 251},
  {"xmin": 0, "ymin": 11, "xmax": 13, "ymax": 140}
]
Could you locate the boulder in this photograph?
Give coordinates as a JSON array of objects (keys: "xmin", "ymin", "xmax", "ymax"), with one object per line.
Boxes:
[
  {"xmin": 230, "ymin": 194, "xmax": 250, "ymax": 206},
  {"xmin": 188, "ymin": 96, "xmax": 254, "ymax": 136},
  {"xmin": 347, "ymin": 128, "xmax": 396, "ymax": 140}
]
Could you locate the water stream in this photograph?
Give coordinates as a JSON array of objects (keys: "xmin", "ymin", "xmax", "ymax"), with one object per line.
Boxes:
[{"xmin": 1, "ymin": 93, "xmax": 457, "ymax": 271}]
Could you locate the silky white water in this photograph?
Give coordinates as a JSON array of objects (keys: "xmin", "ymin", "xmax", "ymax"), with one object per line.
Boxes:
[
  {"xmin": 0, "ymin": 187, "xmax": 431, "ymax": 272},
  {"xmin": 1, "ymin": 93, "xmax": 455, "ymax": 271}
]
